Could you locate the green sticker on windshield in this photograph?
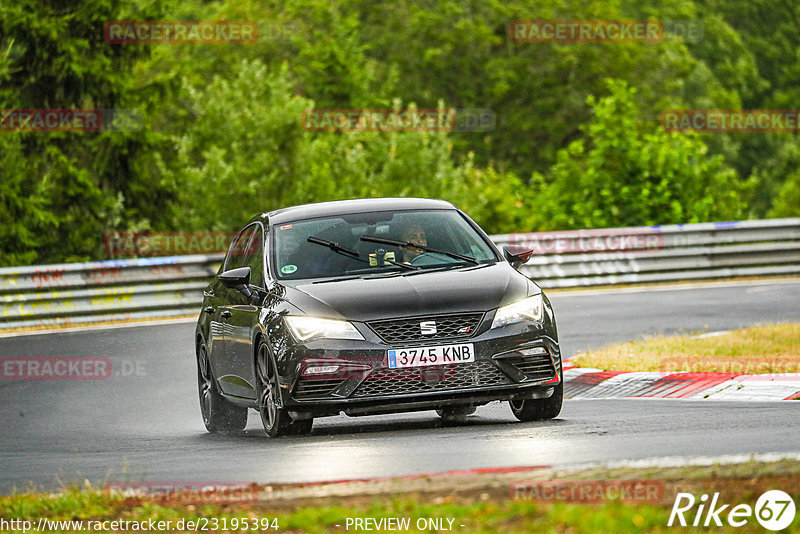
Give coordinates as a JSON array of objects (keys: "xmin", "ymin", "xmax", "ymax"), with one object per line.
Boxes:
[{"xmin": 281, "ymin": 264, "xmax": 298, "ymax": 274}]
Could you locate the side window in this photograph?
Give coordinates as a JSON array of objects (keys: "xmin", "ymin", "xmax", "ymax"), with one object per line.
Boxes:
[
  {"xmin": 246, "ymin": 227, "xmax": 264, "ymax": 288},
  {"xmin": 224, "ymin": 226, "xmax": 255, "ymax": 271}
]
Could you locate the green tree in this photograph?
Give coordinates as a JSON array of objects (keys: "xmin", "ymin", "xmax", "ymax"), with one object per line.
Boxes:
[
  {"xmin": 157, "ymin": 59, "xmax": 529, "ymax": 233},
  {"xmin": 5, "ymin": 0, "xmax": 798, "ymax": 266},
  {"xmin": 0, "ymin": 0, "xmax": 169, "ymax": 266},
  {"xmin": 768, "ymin": 170, "xmax": 800, "ymax": 218},
  {"xmin": 530, "ymin": 79, "xmax": 752, "ymax": 230}
]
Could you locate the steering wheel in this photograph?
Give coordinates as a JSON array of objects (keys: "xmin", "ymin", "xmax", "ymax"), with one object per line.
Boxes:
[
  {"xmin": 408, "ymin": 253, "xmax": 429, "ymax": 266},
  {"xmin": 409, "ymin": 252, "xmax": 451, "ymax": 266}
]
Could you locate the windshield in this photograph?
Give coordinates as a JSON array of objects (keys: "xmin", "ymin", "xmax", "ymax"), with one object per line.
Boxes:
[{"xmin": 272, "ymin": 209, "xmax": 498, "ymax": 280}]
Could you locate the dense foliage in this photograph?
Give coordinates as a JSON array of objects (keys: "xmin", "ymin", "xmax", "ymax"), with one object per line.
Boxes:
[{"xmin": 1, "ymin": 0, "xmax": 798, "ymax": 265}]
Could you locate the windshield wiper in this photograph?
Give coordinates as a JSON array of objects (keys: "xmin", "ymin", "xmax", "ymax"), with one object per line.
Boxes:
[
  {"xmin": 359, "ymin": 236, "xmax": 479, "ymax": 265},
  {"xmin": 307, "ymin": 236, "xmax": 360, "ymax": 258},
  {"xmin": 383, "ymin": 258, "xmax": 419, "ymax": 270},
  {"xmin": 399, "ymin": 263, "xmax": 470, "ymax": 276},
  {"xmin": 312, "ymin": 275, "xmax": 362, "ymax": 284},
  {"xmin": 307, "ymin": 236, "xmax": 417, "ymax": 271}
]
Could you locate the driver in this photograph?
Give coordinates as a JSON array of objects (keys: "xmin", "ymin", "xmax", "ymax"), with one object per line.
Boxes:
[{"xmin": 399, "ymin": 224, "xmax": 427, "ymax": 264}]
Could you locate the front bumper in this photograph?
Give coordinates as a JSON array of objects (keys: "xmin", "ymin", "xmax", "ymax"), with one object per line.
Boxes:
[{"xmin": 279, "ymin": 317, "xmax": 561, "ymax": 419}]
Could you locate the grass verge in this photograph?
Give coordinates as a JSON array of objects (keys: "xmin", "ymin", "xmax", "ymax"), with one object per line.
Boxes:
[
  {"xmin": 2, "ymin": 460, "xmax": 799, "ymax": 533},
  {"xmin": 571, "ymin": 322, "xmax": 800, "ymax": 373}
]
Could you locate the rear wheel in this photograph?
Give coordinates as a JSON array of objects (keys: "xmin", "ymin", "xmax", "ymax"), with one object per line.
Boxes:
[
  {"xmin": 197, "ymin": 343, "xmax": 248, "ymax": 434},
  {"xmin": 256, "ymin": 341, "xmax": 313, "ymax": 437},
  {"xmin": 509, "ymin": 370, "xmax": 563, "ymax": 422}
]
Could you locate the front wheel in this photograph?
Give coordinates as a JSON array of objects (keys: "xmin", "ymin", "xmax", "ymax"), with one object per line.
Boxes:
[
  {"xmin": 197, "ymin": 344, "xmax": 248, "ymax": 434},
  {"xmin": 256, "ymin": 342, "xmax": 313, "ymax": 437},
  {"xmin": 509, "ymin": 370, "xmax": 563, "ymax": 422}
]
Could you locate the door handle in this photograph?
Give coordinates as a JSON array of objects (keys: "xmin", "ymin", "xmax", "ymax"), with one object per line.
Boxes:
[
  {"xmin": 220, "ymin": 310, "xmax": 232, "ymax": 319},
  {"xmin": 204, "ymin": 306, "xmax": 215, "ymax": 314}
]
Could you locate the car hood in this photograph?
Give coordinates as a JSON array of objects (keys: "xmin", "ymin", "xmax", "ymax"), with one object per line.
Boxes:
[{"xmin": 282, "ymin": 263, "xmax": 537, "ymax": 321}]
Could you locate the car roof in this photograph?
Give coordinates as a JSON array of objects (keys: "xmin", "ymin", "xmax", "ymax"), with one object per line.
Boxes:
[{"xmin": 253, "ymin": 198, "xmax": 458, "ymax": 226}]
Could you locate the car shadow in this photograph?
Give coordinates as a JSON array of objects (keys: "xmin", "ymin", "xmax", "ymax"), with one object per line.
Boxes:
[{"xmin": 193, "ymin": 413, "xmax": 569, "ymax": 441}]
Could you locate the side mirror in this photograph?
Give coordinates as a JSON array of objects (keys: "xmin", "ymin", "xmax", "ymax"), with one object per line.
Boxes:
[
  {"xmin": 219, "ymin": 267, "xmax": 253, "ymax": 299},
  {"xmin": 503, "ymin": 246, "xmax": 534, "ymax": 269}
]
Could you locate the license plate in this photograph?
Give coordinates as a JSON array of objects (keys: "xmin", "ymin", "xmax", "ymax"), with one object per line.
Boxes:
[{"xmin": 387, "ymin": 343, "xmax": 475, "ymax": 369}]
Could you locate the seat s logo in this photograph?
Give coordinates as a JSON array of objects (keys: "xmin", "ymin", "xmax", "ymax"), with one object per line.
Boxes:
[{"xmin": 420, "ymin": 321, "xmax": 437, "ymax": 335}]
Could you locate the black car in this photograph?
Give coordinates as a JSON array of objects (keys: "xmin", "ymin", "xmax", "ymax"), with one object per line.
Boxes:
[{"xmin": 195, "ymin": 198, "xmax": 562, "ymax": 437}]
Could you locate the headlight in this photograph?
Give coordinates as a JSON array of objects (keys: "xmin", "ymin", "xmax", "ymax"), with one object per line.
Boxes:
[
  {"xmin": 285, "ymin": 316, "xmax": 365, "ymax": 342},
  {"xmin": 490, "ymin": 294, "xmax": 544, "ymax": 329}
]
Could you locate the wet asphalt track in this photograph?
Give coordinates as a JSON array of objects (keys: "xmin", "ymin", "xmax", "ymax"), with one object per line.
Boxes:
[{"xmin": 1, "ymin": 279, "xmax": 799, "ymax": 493}]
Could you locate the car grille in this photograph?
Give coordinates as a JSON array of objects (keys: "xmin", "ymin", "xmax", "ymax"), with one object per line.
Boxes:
[
  {"xmin": 510, "ymin": 354, "xmax": 557, "ymax": 381},
  {"xmin": 294, "ymin": 378, "xmax": 345, "ymax": 400},
  {"xmin": 367, "ymin": 313, "xmax": 484, "ymax": 343},
  {"xmin": 351, "ymin": 361, "xmax": 512, "ymax": 398}
]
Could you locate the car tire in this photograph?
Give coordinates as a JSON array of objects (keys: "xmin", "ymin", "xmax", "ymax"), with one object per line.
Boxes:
[
  {"xmin": 509, "ymin": 369, "xmax": 563, "ymax": 422},
  {"xmin": 436, "ymin": 405, "xmax": 476, "ymax": 422},
  {"xmin": 197, "ymin": 343, "xmax": 248, "ymax": 434},
  {"xmin": 256, "ymin": 341, "xmax": 313, "ymax": 437}
]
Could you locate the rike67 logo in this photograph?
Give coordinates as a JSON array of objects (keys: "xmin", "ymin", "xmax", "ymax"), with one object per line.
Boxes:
[{"xmin": 669, "ymin": 490, "xmax": 796, "ymax": 531}]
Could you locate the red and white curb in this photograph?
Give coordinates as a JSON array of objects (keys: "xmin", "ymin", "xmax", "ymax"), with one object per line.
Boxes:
[{"xmin": 562, "ymin": 361, "xmax": 800, "ymax": 401}]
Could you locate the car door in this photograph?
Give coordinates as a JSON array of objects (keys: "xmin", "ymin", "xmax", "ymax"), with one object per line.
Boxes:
[
  {"xmin": 211, "ymin": 226, "xmax": 255, "ymax": 397},
  {"xmin": 207, "ymin": 229, "xmax": 249, "ymax": 378},
  {"xmin": 218, "ymin": 224, "xmax": 264, "ymax": 400},
  {"xmin": 203, "ymin": 271, "xmax": 228, "ymax": 373}
]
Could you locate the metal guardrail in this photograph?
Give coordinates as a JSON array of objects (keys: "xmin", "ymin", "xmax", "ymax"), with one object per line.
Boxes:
[
  {"xmin": 1, "ymin": 218, "xmax": 798, "ymax": 330},
  {"xmin": 494, "ymin": 218, "xmax": 800, "ymax": 288},
  {"xmin": 0, "ymin": 255, "xmax": 224, "ymax": 330}
]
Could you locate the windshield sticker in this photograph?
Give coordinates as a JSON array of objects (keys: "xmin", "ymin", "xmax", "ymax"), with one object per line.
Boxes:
[
  {"xmin": 280, "ymin": 224, "xmax": 293, "ymax": 230},
  {"xmin": 281, "ymin": 264, "xmax": 298, "ymax": 274}
]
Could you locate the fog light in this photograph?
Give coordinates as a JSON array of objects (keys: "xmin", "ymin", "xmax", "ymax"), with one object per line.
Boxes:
[
  {"xmin": 520, "ymin": 347, "xmax": 548, "ymax": 357},
  {"xmin": 303, "ymin": 365, "xmax": 340, "ymax": 376}
]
